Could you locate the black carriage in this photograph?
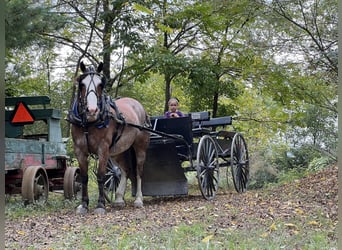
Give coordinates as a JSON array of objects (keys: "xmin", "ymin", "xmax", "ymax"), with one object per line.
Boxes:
[{"xmin": 104, "ymin": 111, "xmax": 249, "ymax": 202}]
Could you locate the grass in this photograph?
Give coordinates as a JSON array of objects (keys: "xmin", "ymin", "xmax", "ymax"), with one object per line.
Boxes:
[{"xmin": 42, "ymin": 220, "xmax": 335, "ymax": 250}]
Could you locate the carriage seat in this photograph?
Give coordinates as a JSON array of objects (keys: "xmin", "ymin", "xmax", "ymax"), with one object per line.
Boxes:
[
  {"xmin": 151, "ymin": 116, "xmax": 192, "ymax": 145},
  {"xmin": 150, "ymin": 116, "xmax": 193, "ymax": 159}
]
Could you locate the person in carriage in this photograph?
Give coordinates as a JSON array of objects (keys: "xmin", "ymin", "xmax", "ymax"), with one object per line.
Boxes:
[{"xmin": 164, "ymin": 97, "xmax": 184, "ymax": 118}]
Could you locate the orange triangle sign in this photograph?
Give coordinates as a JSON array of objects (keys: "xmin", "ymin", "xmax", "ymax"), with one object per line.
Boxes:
[{"xmin": 11, "ymin": 102, "xmax": 35, "ymax": 125}]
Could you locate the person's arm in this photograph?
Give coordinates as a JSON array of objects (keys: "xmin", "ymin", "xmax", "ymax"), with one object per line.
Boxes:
[{"xmin": 177, "ymin": 111, "xmax": 184, "ymax": 117}]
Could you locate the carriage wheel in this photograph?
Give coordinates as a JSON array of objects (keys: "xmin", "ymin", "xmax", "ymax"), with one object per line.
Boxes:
[
  {"xmin": 230, "ymin": 133, "xmax": 249, "ymax": 193},
  {"xmin": 63, "ymin": 167, "xmax": 81, "ymax": 200},
  {"xmin": 196, "ymin": 135, "xmax": 220, "ymax": 200},
  {"xmin": 104, "ymin": 158, "xmax": 121, "ymax": 204},
  {"xmin": 22, "ymin": 166, "xmax": 49, "ymax": 205}
]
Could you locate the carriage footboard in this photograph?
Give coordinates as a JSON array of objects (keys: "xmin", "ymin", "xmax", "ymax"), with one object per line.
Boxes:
[{"xmin": 132, "ymin": 138, "xmax": 188, "ymax": 197}]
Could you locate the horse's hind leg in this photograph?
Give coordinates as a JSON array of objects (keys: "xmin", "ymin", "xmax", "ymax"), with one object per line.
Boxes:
[
  {"xmin": 113, "ymin": 154, "xmax": 127, "ymax": 207},
  {"xmin": 134, "ymin": 174, "xmax": 143, "ymax": 208},
  {"xmin": 133, "ymin": 142, "xmax": 149, "ymax": 208},
  {"xmin": 114, "ymin": 171, "xmax": 127, "ymax": 207}
]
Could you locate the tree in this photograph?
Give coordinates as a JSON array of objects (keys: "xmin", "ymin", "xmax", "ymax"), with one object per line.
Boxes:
[
  {"xmin": 185, "ymin": 0, "xmax": 259, "ymax": 116},
  {"xmin": 259, "ymin": 0, "xmax": 337, "ymax": 113},
  {"xmin": 5, "ymin": 0, "xmax": 67, "ymax": 97},
  {"xmin": 5, "ymin": 0, "xmax": 66, "ymax": 51},
  {"xmin": 5, "ymin": 0, "xmax": 337, "ymax": 169}
]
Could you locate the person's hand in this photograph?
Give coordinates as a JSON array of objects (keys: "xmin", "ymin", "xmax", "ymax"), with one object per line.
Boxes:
[{"xmin": 170, "ymin": 113, "xmax": 179, "ymax": 118}]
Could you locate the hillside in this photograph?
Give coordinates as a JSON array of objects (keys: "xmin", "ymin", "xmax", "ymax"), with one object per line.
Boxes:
[{"xmin": 5, "ymin": 165, "xmax": 338, "ymax": 249}]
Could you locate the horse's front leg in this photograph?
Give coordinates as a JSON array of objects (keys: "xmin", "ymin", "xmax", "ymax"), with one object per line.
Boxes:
[
  {"xmin": 76, "ymin": 157, "xmax": 89, "ymax": 215},
  {"xmin": 94, "ymin": 156, "xmax": 107, "ymax": 215}
]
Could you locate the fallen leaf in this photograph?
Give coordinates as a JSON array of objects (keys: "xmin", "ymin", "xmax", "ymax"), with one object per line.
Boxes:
[
  {"xmin": 17, "ymin": 230, "xmax": 26, "ymax": 236},
  {"xmin": 295, "ymin": 208, "xmax": 304, "ymax": 215},
  {"xmin": 202, "ymin": 234, "xmax": 214, "ymax": 243},
  {"xmin": 269, "ymin": 222, "xmax": 277, "ymax": 232},
  {"xmin": 260, "ymin": 232, "xmax": 268, "ymax": 238},
  {"xmin": 284, "ymin": 223, "xmax": 297, "ymax": 229},
  {"xmin": 268, "ymin": 207, "xmax": 274, "ymax": 215},
  {"xmin": 308, "ymin": 220, "xmax": 320, "ymax": 226}
]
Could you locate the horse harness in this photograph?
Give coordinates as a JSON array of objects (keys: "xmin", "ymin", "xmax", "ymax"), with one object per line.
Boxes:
[
  {"xmin": 68, "ymin": 95, "xmax": 124, "ymax": 148},
  {"xmin": 67, "ymin": 70, "xmax": 125, "ymax": 152},
  {"xmin": 67, "ymin": 70, "xmax": 151, "ymax": 153}
]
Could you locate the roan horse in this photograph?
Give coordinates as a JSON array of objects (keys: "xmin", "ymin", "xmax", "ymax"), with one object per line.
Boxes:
[{"xmin": 68, "ymin": 61, "xmax": 150, "ymax": 214}]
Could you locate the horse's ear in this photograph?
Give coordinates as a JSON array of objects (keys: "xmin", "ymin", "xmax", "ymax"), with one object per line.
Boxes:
[
  {"xmin": 97, "ymin": 62, "xmax": 104, "ymax": 73},
  {"xmin": 80, "ymin": 61, "xmax": 86, "ymax": 73}
]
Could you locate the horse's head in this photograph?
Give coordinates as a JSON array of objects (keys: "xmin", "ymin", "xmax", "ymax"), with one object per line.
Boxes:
[{"xmin": 78, "ymin": 61, "xmax": 105, "ymax": 123}]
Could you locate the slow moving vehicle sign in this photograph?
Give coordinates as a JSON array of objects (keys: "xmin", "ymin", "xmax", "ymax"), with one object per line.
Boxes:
[{"xmin": 10, "ymin": 101, "xmax": 35, "ymax": 125}]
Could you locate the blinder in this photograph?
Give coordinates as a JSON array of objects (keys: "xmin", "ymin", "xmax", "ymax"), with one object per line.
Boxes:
[{"xmin": 100, "ymin": 76, "xmax": 106, "ymax": 89}]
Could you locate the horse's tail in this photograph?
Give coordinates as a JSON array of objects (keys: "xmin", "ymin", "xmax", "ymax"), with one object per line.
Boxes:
[
  {"xmin": 145, "ymin": 113, "xmax": 152, "ymax": 128},
  {"xmin": 125, "ymin": 147, "xmax": 137, "ymax": 181}
]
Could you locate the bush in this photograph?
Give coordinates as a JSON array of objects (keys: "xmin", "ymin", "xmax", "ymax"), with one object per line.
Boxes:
[
  {"xmin": 308, "ymin": 157, "xmax": 333, "ymax": 172},
  {"xmin": 249, "ymin": 144, "xmax": 327, "ymax": 189},
  {"xmin": 248, "ymin": 166, "xmax": 278, "ymax": 189}
]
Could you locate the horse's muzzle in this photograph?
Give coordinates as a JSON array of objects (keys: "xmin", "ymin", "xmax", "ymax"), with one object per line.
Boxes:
[{"xmin": 86, "ymin": 109, "xmax": 100, "ymax": 122}]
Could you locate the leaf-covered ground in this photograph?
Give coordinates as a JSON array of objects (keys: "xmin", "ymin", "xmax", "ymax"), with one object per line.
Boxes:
[{"xmin": 5, "ymin": 165, "xmax": 338, "ymax": 249}]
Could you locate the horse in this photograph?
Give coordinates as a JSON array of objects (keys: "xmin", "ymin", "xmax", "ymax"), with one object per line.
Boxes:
[{"xmin": 68, "ymin": 61, "xmax": 150, "ymax": 214}]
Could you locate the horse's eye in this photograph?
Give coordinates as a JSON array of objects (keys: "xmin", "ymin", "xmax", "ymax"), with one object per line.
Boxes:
[{"xmin": 79, "ymin": 84, "xmax": 86, "ymax": 94}]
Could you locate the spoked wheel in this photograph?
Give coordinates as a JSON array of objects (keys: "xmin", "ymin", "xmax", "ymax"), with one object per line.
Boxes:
[
  {"xmin": 196, "ymin": 135, "xmax": 220, "ymax": 200},
  {"xmin": 63, "ymin": 167, "xmax": 81, "ymax": 200},
  {"xmin": 22, "ymin": 166, "xmax": 49, "ymax": 205},
  {"xmin": 230, "ymin": 133, "xmax": 249, "ymax": 193},
  {"xmin": 104, "ymin": 158, "xmax": 121, "ymax": 204}
]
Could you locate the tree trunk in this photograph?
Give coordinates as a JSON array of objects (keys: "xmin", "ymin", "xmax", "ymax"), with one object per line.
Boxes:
[
  {"xmin": 164, "ymin": 73, "xmax": 172, "ymax": 112},
  {"xmin": 212, "ymin": 91, "xmax": 219, "ymax": 118},
  {"xmin": 102, "ymin": 0, "xmax": 113, "ymax": 92}
]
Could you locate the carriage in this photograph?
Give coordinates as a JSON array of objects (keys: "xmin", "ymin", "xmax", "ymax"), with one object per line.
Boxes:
[
  {"xmin": 5, "ymin": 96, "xmax": 81, "ymax": 204},
  {"xmin": 103, "ymin": 111, "xmax": 249, "ymax": 202}
]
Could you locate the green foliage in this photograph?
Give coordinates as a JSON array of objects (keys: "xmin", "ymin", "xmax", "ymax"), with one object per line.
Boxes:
[
  {"xmin": 308, "ymin": 157, "xmax": 333, "ymax": 172},
  {"xmin": 119, "ymin": 73, "xmax": 166, "ymax": 116},
  {"xmin": 248, "ymin": 138, "xmax": 332, "ymax": 189},
  {"xmin": 186, "ymin": 57, "xmax": 241, "ymax": 113},
  {"xmin": 5, "ymin": 0, "xmax": 66, "ymax": 50},
  {"xmin": 276, "ymin": 168, "xmax": 307, "ymax": 185},
  {"xmin": 249, "ymin": 166, "xmax": 278, "ymax": 189}
]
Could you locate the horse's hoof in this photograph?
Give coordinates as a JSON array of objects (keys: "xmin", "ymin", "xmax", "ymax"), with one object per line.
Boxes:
[
  {"xmin": 113, "ymin": 200, "xmax": 125, "ymax": 208},
  {"xmin": 94, "ymin": 207, "xmax": 106, "ymax": 215},
  {"xmin": 76, "ymin": 205, "xmax": 88, "ymax": 215},
  {"xmin": 134, "ymin": 200, "xmax": 143, "ymax": 208}
]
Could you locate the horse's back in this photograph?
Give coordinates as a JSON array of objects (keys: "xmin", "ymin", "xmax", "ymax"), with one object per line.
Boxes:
[{"xmin": 115, "ymin": 97, "xmax": 147, "ymax": 125}]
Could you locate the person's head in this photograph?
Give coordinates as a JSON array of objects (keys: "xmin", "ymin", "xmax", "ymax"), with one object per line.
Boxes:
[{"xmin": 168, "ymin": 98, "xmax": 179, "ymax": 112}]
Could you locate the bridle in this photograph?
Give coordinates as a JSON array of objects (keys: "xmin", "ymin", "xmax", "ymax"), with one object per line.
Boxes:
[{"xmin": 78, "ymin": 71, "xmax": 104, "ymax": 117}]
